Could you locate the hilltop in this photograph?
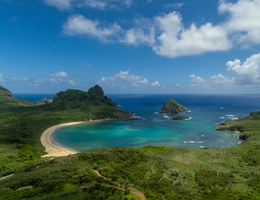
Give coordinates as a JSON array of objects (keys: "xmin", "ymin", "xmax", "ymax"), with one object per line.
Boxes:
[{"xmin": 159, "ymin": 99, "xmax": 188, "ymax": 114}]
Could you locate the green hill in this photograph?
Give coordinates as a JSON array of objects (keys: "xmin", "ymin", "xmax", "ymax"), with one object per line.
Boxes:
[{"xmin": 0, "ymin": 86, "xmax": 35, "ymax": 108}]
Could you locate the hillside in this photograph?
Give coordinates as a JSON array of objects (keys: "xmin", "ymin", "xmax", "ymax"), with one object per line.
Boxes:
[{"xmin": 0, "ymin": 86, "xmax": 36, "ymax": 108}]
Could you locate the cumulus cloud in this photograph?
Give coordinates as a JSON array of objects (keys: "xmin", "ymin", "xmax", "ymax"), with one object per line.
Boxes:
[
  {"xmin": 47, "ymin": 71, "xmax": 69, "ymax": 78},
  {"xmin": 63, "ymin": 15, "xmax": 121, "ymax": 42},
  {"xmin": 0, "ymin": 74, "xmax": 6, "ymax": 82},
  {"xmin": 210, "ymin": 74, "xmax": 235, "ymax": 86},
  {"xmin": 115, "ymin": 70, "xmax": 149, "ymax": 84},
  {"xmin": 98, "ymin": 70, "xmax": 150, "ymax": 87},
  {"xmin": 153, "ymin": 12, "xmax": 231, "ymax": 58},
  {"xmin": 44, "ymin": 0, "xmax": 73, "ymax": 10},
  {"xmin": 190, "ymin": 74, "xmax": 205, "ymax": 85},
  {"xmin": 59, "ymin": 0, "xmax": 260, "ymax": 59},
  {"xmin": 226, "ymin": 52, "xmax": 260, "ymax": 84},
  {"xmin": 219, "ymin": 0, "xmax": 260, "ymax": 45},
  {"xmin": 121, "ymin": 28, "xmax": 155, "ymax": 46},
  {"xmin": 151, "ymin": 81, "xmax": 160, "ymax": 87}
]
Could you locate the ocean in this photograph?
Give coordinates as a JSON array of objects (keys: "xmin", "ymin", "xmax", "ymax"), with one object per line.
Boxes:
[{"xmin": 13, "ymin": 93, "xmax": 260, "ymax": 152}]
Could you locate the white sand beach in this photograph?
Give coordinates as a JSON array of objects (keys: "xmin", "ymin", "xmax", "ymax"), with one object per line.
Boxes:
[{"xmin": 40, "ymin": 122, "xmax": 83, "ymax": 158}]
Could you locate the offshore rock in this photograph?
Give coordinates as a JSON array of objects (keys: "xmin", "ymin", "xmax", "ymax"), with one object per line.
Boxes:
[{"xmin": 159, "ymin": 99, "xmax": 188, "ymax": 114}]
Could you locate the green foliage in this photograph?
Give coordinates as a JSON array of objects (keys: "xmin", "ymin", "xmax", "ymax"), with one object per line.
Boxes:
[{"xmin": 195, "ymin": 170, "xmax": 233, "ymax": 190}]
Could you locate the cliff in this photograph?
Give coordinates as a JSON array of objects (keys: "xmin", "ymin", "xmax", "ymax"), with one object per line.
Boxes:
[{"xmin": 159, "ymin": 99, "xmax": 188, "ymax": 114}]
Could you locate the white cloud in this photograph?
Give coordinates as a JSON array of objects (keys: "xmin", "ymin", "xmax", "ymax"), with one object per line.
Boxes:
[
  {"xmin": 44, "ymin": 0, "xmax": 73, "ymax": 10},
  {"xmin": 0, "ymin": 74, "xmax": 5, "ymax": 82},
  {"xmin": 165, "ymin": 3, "xmax": 184, "ymax": 9},
  {"xmin": 190, "ymin": 74, "xmax": 205, "ymax": 85},
  {"xmin": 63, "ymin": 15, "xmax": 121, "ymax": 42},
  {"xmin": 68, "ymin": 80, "xmax": 76, "ymax": 86},
  {"xmin": 10, "ymin": 77, "xmax": 28, "ymax": 81},
  {"xmin": 33, "ymin": 79, "xmax": 43, "ymax": 84},
  {"xmin": 175, "ymin": 84, "xmax": 181, "ymax": 88},
  {"xmin": 226, "ymin": 52, "xmax": 260, "ymax": 84},
  {"xmin": 153, "ymin": 12, "xmax": 231, "ymax": 58},
  {"xmin": 121, "ymin": 28, "xmax": 155, "ymax": 46},
  {"xmin": 115, "ymin": 70, "xmax": 149, "ymax": 84},
  {"xmin": 210, "ymin": 74, "xmax": 235, "ymax": 86},
  {"xmin": 101, "ymin": 77, "xmax": 114, "ymax": 82},
  {"xmin": 80, "ymin": 0, "xmax": 107, "ymax": 9},
  {"xmin": 219, "ymin": 0, "xmax": 260, "ymax": 45},
  {"xmin": 151, "ymin": 81, "xmax": 160, "ymax": 87},
  {"xmin": 47, "ymin": 71, "xmax": 69, "ymax": 78}
]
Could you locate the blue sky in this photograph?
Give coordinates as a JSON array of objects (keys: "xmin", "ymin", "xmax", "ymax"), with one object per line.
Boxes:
[{"xmin": 1, "ymin": 0, "xmax": 260, "ymax": 94}]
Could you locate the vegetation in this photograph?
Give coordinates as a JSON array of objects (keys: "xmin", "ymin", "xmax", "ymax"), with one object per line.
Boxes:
[{"xmin": 1, "ymin": 85, "xmax": 260, "ymax": 199}]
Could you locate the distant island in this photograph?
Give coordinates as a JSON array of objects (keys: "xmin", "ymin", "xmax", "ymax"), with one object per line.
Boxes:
[{"xmin": 159, "ymin": 99, "xmax": 188, "ymax": 114}]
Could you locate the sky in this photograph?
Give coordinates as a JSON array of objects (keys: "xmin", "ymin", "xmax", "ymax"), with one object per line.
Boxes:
[{"xmin": 1, "ymin": 0, "xmax": 260, "ymax": 94}]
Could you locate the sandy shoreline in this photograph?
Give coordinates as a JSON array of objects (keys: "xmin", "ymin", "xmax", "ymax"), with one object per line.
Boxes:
[
  {"xmin": 40, "ymin": 119, "xmax": 119, "ymax": 158},
  {"xmin": 40, "ymin": 122, "xmax": 83, "ymax": 158}
]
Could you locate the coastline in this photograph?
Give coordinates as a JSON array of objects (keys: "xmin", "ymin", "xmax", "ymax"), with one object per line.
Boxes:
[
  {"xmin": 40, "ymin": 122, "xmax": 83, "ymax": 158},
  {"xmin": 40, "ymin": 118, "xmax": 123, "ymax": 158}
]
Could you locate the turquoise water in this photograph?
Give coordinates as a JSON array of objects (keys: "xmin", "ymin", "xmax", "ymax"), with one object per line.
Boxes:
[{"xmin": 52, "ymin": 94, "xmax": 260, "ymax": 152}]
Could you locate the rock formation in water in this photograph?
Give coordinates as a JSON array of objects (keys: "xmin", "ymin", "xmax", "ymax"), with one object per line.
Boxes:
[
  {"xmin": 172, "ymin": 116, "xmax": 189, "ymax": 120},
  {"xmin": 159, "ymin": 99, "xmax": 188, "ymax": 114}
]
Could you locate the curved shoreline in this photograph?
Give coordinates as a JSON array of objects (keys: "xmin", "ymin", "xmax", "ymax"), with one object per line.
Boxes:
[
  {"xmin": 40, "ymin": 119, "xmax": 119, "ymax": 158},
  {"xmin": 40, "ymin": 122, "xmax": 83, "ymax": 158}
]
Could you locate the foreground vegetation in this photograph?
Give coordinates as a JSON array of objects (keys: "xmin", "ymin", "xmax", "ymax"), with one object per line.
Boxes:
[{"xmin": 1, "ymin": 85, "xmax": 260, "ymax": 199}]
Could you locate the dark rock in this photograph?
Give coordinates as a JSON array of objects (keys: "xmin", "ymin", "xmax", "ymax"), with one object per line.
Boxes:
[
  {"xmin": 53, "ymin": 91, "xmax": 66, "ymax": 102},
  {"xmin": 88, "ymin": 85, "xmax": 104, "ymax": 96},
  {"xmin": 159, "ymin": 99, "xmax": 188, "ymax": 114},
  {"xmin": 172, "ymin": 116, "xmax": 189, "ymax": 120}
]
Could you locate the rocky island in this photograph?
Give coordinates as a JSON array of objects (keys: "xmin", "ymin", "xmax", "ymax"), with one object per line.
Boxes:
[
  {"xmin": 172, "ymin": 116, "xmax": 189, "ymax": 120},
  {"xmin": 159, "ymin": 99, "xmax": 188, "ymax": 114}
]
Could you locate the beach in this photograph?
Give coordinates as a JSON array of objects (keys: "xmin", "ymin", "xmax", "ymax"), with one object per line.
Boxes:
[{"xmin": 40, "ymin": 122, "xmax": 83, "ymax": 157}]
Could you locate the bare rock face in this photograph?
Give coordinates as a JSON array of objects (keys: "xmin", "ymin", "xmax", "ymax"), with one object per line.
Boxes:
[
  {"xmin": 53, "ymin": 91, "xmax": 66, "ymax": 102},
  {"xmin": 159, "ymin": 99, "xmax": 188, "ymax": 114},
  {"xmin": 88, "ymin": 85, "xmax": 104, "ymax": 96},
  {"xmin": 0, "ymin": 86, "xmax": 14, "ymax": 98}
]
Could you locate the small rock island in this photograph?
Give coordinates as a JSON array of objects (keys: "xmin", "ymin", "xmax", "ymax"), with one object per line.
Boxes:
[
  {"xmin": 172, "ymin": 116, "xmax": 189, "ymax": 120},
  {"xmin": 159, "ymin": 99, "xmax": 188, "ymax": 114}
]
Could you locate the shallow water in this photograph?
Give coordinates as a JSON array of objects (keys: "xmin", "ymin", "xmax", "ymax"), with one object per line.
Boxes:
[{"xmin": 52, "ymin": 94, "xmax": 260, "ymax": 152}]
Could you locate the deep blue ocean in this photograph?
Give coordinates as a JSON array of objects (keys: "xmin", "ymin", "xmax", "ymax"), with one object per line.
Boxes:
[{"xmin": 14, "ymin": 93, "xmax": 260, "ymax": 151}]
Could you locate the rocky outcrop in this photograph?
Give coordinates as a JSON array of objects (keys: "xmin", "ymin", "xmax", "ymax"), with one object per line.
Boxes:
[
  {"xmin": 53, "ymin": 91, "xmax": 66, "ymax": 102},
  {"xmin": 88, "ymin": 85, "xmax": 104, "ymax": 96},
  {"xmin": 45, "ymin": 99, "xmax": 53, "ymax": 104},
  {"xmin": 159, "ymin": 99, "xmax": 188, "ymax": 114},
  {"xmin": 0, "ymin": 86, "xmax": 14, "ymax": 98},
  {"xmin": 172, "ymin": 116, "xmax": 189, "ymax": 120}
]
